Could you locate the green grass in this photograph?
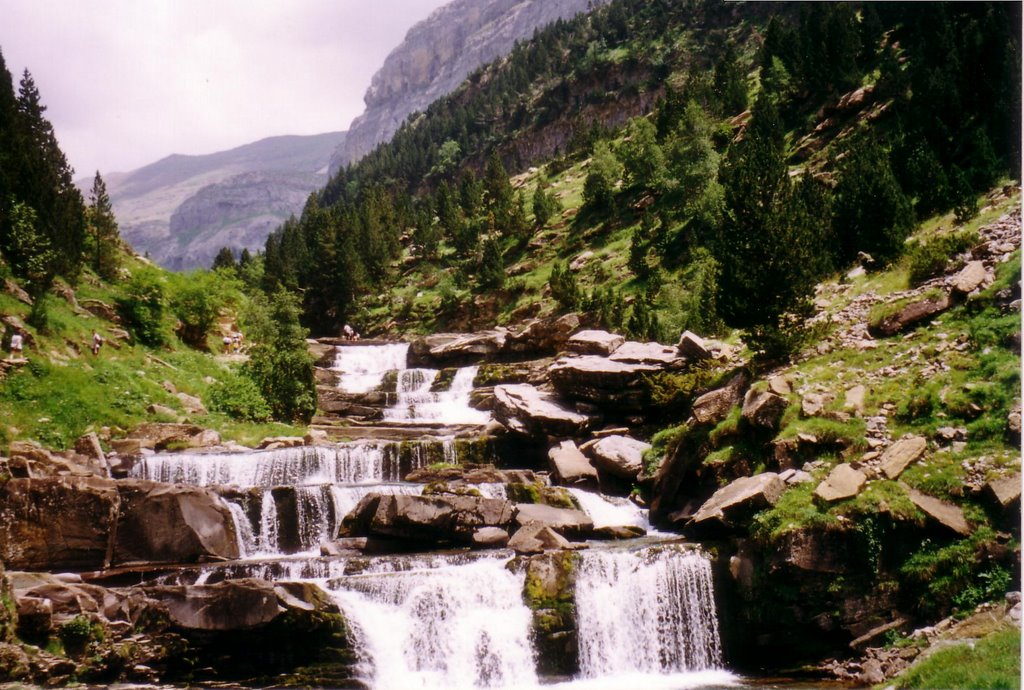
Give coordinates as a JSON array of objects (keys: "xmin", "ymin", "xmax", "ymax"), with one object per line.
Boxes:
[{"xmin": 891, "ymin": 626, "xmax": 1020, "ymax": 690}]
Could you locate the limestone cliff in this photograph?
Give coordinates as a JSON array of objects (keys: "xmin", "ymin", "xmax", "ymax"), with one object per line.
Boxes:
[{"xmin": 329, "ymin": 0, "xmax": 605, "ymax": 174}]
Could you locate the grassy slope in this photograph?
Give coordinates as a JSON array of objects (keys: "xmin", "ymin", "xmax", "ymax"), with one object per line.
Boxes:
[
  {"xmin": 891, "ymin": 626, "xmax": 1021, "ymax": 690},
  {"xmin": 0, "ymin": 256, "xmax": 302, "ymax": 451}
]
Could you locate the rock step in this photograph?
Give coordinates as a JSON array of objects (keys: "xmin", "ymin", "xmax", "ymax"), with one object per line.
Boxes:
[
  {"xmin": 316, "ymin": 337, "xmax": 396, "ymax": 347},
  {"xmin": 309, "ymin": 421, "xmax": 486, "ymax": 442}
]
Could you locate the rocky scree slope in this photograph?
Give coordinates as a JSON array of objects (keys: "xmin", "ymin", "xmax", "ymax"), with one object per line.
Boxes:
[{"xmin": 328, "ymin": 0, "xmax": 606, "ymax": 174}]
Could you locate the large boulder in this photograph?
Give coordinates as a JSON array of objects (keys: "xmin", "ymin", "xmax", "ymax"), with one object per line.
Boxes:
[
  {"xmin": 407, "ymin": 330, "xmax": 507, "ymax": 367},
  {"xmin": 676, "ymin": 331, "xmax": 711, "ymax": 360},
  {"xmin": 951, "ymin": 260, "xmax": 990, "ymax": 296},
  {"xmin": 566, "ymin": 330, "xmax": 625, "ymax": 357},
  {"xmin": 508, "ymin": 524, "xmax": 573, "ymax": 554},
  {"xmin": 0, "ymin": 477, "xmax": 120, "ymax": 571},
  {"xmin": 905, "ymin": 486, "xmax": 971, "ymax": 536},
  {"xmin": 880, "ymin": 436, "xmax": 928, "ymax": 479},
  {"xmin": 868, "ymin": 293, "xmax": 953, "ymax": 338},
  {"xmin": 687, "ymin": 473, "xmax": 785, "ymax": 536},
  {"xmin": 691, "ymin": 370, "xmax": 751, "ymax": 426},
  {"xmin": 581, "ymin": 435, "xmax": 650, "ymax": 480},
  {"xmin": 741, "ymin": 388, "xmax": 790, "ymax": 431},
  {"xmin": 504, "ymin": 314, "xmax": 580, "ymax": 356},
  {"xmin": 493, "ymin": 384, "xmax": 590, "ymax": 437},
  {"xmin": 7, "ymin": 440, "xmax": 102, "ymax": 479},
  {"xmin": 549, "ymin": 356, "xmax": 660, "ymax": 410},
  {"xmin": 608, "ymin": 341, "xmax": 682, "ymax": 367},
  {"xmin": 342, "ymin": 493, "xmax": 514, "ymax": 545},
  {"xmin": 814, "ymin": 464, "xmax": 867, "ymax": 503},
  {"xmin": 113, "ymin": 480, "xmax": 239, "ymax": 565},
  {"xmin": 521, "ymin": 551, "xmax": 579, "ymax": 675},
  {"xmin": 514, "ymin": 503, "xmax": 594, "ymax": 539},
  {"xmin": 548, "ymin": 440, "xmax": 599, "ymax": 488}
]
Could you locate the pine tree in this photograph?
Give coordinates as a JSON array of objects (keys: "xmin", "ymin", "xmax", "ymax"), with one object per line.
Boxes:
[
  {"xmin": 87, "ymin": 171, "xmax": 120, "ymax": 280},
  {"xmin": 712, "ymin": 41, "xmax": 749, "ymax": 116},
  {"xmin": 212, "ymin": 246, "xmax": 237, "ymax": 271},
  {"xmin": 582, "ymin": 140, "xmax": 622, "ymax": 211},
  {"xmin": 618, "ymin": 116, "xmax": 666, "ymax": 193},
  {"xmin": 532, "ymin": 180, "xmax": 561, "ymax": 228},
  {"xmin": 477, "ymin": 235, "xmax": 504, "ymax": 290}
]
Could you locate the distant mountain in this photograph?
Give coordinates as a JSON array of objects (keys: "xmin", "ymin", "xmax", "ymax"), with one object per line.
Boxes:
[
  {"xmin": 89, "ymin": 131, "xmax": 345, "ymax": 270},
  {"xmin": 328, "ymin": 0, "xmax": 605, "ymax": 174}
]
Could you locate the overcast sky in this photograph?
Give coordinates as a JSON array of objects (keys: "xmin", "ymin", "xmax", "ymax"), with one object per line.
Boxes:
[{"xmin": 0, "ymin": 0, "xmax": 449, "ymax": 177}]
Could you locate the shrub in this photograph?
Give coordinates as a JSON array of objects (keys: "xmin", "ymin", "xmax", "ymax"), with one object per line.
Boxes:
[
  {"xmin": 171, "ymin": 271, "xmax": 229, "ymax": 349},
  {"xmin": 208, "ymin": 371, "xmax": 272, "ymax": 422},
  {"xmin": 905, "ymin": 229, "xmax": 979, "ymax": 286},
  {"xmin": 117, "ymin": 270, "xmax": 167, "ymax": 346}
]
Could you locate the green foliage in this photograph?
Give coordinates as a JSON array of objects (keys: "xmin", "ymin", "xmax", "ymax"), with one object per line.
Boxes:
[
  {"xmin": 117, "ymin": 270, "xmax": 167, "ymax": 346},
  {"xmin": 86, "ymin": 172, "xmax": 120, "ymax": 282},
  {"xmin": 212, "ymin": 247, "xmax": 236, "ymax": 272},
  {"xmin": 900, "ymin": 528, "xmax": 1005, "ymax": 617},
  {"xmin": 241, "ymin": 290, "xmax": 317, "ymax": 423},
  {"xmin": 170, "ymin": 271, "xmax": 231, "ymax": 349},
  {"xmin": 618, "ymin": 116, "xmax": 666, "ymax": 193},
  {"xmin": 549, "ymin": 261, "xmax": 580, "ymax": 312},
  {"xmin": 59, "ymin": 614, "xmax": 101, "ymax": 652},
  {"xmin": 905, "ymin": 229, "xmax": 979, "ymax": 285},
  {"xmin": 532, "ymin": 180, "xmax": 561, "ymax": 229},
  {"xmin": 476, "ymin": 236, "xmax": 504, "ymax": 290},
  {"xmin": 582, "ymin": 140, "xmax": 622, "ymax": 211},
  {"xmin": 712, "ymin": 41, "xmax": 748, "ymax": 116},
  {"xmin": 892, "ymin": 626, "xmax": 1020, "ymax": 690},
  {"xmin": 208, "ymin": 370, "xmax": 272, "ymax": 423},
  {"xmin": 644, "ymin": 364, "xmax": 721, "ymax": 419}
]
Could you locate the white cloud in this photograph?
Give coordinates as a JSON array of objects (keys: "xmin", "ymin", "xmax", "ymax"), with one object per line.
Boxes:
[{"xmin": 0, "ymin": 0, "xmax": 448, "ymax": 175}]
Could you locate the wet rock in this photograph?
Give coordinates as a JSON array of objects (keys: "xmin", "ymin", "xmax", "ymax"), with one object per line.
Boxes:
[
  {"xmin": 505, "ymin": 314, "xmax": 579, "ymax": 356},
  {"xmin": 343, "ymin": 494, "xmax": 514, "ymax": 545},
  {"xmin": 114, "ymin": 481, "xmax": 240, "ymax": 565},
  {"xmin": 508, "ymin": 524, "xmax": 573, "ymax": 554},
  {"xmin": 581, "ymin": 434, "xmax": 650, "ymax": 480},
  {"xmin": 591, "ymin": 525, "xmax": 646, "ymax": 539},
  {"xmin": 493, "ymin": 384, "xmax": 590, "ymax": 438},
  {"xmin": 320, "ymin": 538, "xmax": 367, "ymax": 556},
  {"xmin": 470, "ymin": 526, "xmax": 510, "ymax": 548},
  {"xmin": 690, "ymin": 370, "xmax": 750, "ymax": 426},
  {"xmin": 687, "ymin": 473, "xmax": 785, "ymax": 536},
  {"xmin": 566, "ymin": 329, "xmax": 625, "ymax": 357},
  {"xmin": 904, "ymin": 487, "xmax": 970, "ymax": 536},
  {"xmin": 814, "ymin": 464, "xmax": 867, "ymax": 503},
  {"xmin": 880, "ymin": 436, "xmax": 928, "ymax": 479},
  {"xmin": 548, "ymin": 440, "xmax": 599, "ymax": 488},
  {"xmin": 514, "ymin": 503, "xmax": 594, "ymax": 539},
  {"xmin": 868, "ymin": 293, "xmax": 953, "ymax": 338},
  {"xmin": 0, "ymin": 476, "xmax": 120, "ymax": 571},
  {"xmin": 741, "ymin": 388, "xmax": 789, "ymax": 431},
  {"xmin": 258, "ymin": 436, "xmax": 305, "ymax": 449}
]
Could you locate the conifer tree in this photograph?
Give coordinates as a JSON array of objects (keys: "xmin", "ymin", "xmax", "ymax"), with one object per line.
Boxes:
[
  {"xmin": 212, "ymin": 247, "xmax": 237, "ymax": 271},
  {"xmin": 531, "ymin": 180, "xmax": 560, "ymax": 229},
  {"xmin": 87, "ymin": 171, "xmax": 120, "ymax": 281}
]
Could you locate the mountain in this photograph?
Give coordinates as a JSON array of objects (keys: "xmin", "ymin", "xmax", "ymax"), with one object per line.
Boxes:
[
  {"xmin": 328, "ymin": 0, "xmax": 605, "ymax": 174},
  {"xmin": 91, "ymin": 131, "xmax": 345, "ymax": 270}
]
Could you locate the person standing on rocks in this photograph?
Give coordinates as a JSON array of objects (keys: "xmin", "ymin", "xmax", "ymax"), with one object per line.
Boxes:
[
  {"xmin": 8, "ymin": 329, "xmax": 23, "ymax": 358},
  {"xmin": 91, "ymin": 330, "xmax": 104, "ymax": 356}
]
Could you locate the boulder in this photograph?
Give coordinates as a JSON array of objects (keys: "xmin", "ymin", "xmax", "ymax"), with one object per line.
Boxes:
[
  {"xmin": 514, "ymin": 503, "xmax": 594, "ymax": 538},
  {"xmin": 592, "ymin": 525, "xmax": 646, "ymax": 540},
  {"xmin": 691, "ymin": 370, "xmax": 751, "ymax": 426},
  {"xmin": 79, "ymin": 298, "xmax": 120, "ymax": 323},
  {"xmin": 73, "ymin": 432, "xmax": 107, "ymax": 470},
  {"xmin": 767, "ymin": 376, "xmax": 792, "ymax": 396},
  {"xmin": 304, "ymin": 429, "xmax": 330, "ymax": 446},
  {"xmin": 608, "ymin": 341, "xmax": 681, "ymax": 367},
  {"xmin": 113, "ymin": 480, "xmax": 240, "ymax": 565},
  {"xmin": 147, "ymin": 403, "xmax": 180, "ymax": 419},
  {"xmin": 3, "ymin": 277, "xmax": 32, "ymax": 305},
  {"xmin": 549, "ymin": 356, "xmax": 660, "ymax": 410},
  {"xmin": 408, "ymin": 330, "xmax": 507, "ymax": 367},
  {"xmin": 493, "ymin": 384, "xmax": 590, "ymax": 438},
  {"xmin": 844, "ymin": 385, "xmax": 867, "ymax": 415},
  {"xmin": 508, "ymin": 524, "xmax": 573, "ymax": 554},
  {"xmin": 905, "ymin": 486, "xmax": 971, "ymax": 536},
  {"xmin": 801, "ymin": 392, "xmax": 832, "ymax": 417},
  {"xmin": 176, "ymin": 392, "xmax": 208, "ymax": 415},
  {"xmin": 470, "ymin": 526, "xmax": 510, "ymax": 548},
  {"xmin": 951, "ymin": 260, "xmax": 990, "ymax": 296},
  {"xmin": 343, "ymin": 494, "xmax": 514, "ymax": 545},
  {"xmin": 548, "ymin": 440, "xmax": 599, "ymax": 488},
  {"xmin": 984, "ymin": 473, "xmax": 1022, "ymax": 511},
  {"xmin": 814, "ymin": 464, "xmax": 867, "ymax": 502},
  {"xmin": 0, "ymin": 476, "xmax": 120, "ymax": 571},
  {"xmin": 880, "ymin": 436, "xmax": 927, "ymax": 479},
  {"xmin": 688, "ymin": 473, "xmax": 785, "ymax": 535},
  {"xmin": 15, "ymin": 596, "xmax": 53, "ymax": 640},
  {"xmin": 741, "ymin": 388, "xmax": 789, "ymax": 431},
  {"xmin": 126, "ymin": 423, "xmax": 220, "ymax": 451},
  {"xmin": 582, "ymin": 435, "xmax": 650, "ymax": 480},
  {"xmin": 868, "ymin": 293, "xmax": 953, "ymax": 338},
  {"xmin": 7, "ymin": 440, "xmax": 100, "ymax": 478},
  {"xmin": 566, "ymin": 330, "xmax": 625, "ymax": 357},
  {"xmin": 676, "ymin": 331, "xmax": 711, "ymax": 360},
  {"xmin": 504, "ymin": 314, "xmax": 579, "ymax": 356}
]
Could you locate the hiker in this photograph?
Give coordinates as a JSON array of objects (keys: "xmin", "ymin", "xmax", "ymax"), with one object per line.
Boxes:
[
  {"xmin": 231, "ymin": 333, "xmax": 242, "ymax": 352},
  {"xmin": 9, "ymin": 329, "xmax": 23, "ymax": 358},
  {"xmin": 91, "ymin": 331, "xmax": 103, "ymax": 356},
  {"xmin": 223, "ymin": 334, "xmax": 233, "ymax": 353},
  {"xmin": 342, "ymin": 324, "xmax": 355, "ymax": 341}
]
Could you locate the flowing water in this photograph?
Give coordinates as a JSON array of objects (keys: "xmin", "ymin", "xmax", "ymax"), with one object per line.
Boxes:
[{"xmin": 124, "ymin": 342, "xmax": 735, "ymax": 690}]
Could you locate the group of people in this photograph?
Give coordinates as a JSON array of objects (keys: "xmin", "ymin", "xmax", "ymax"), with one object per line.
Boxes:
[
  {"xmin": 341, "ymin": 324, "xmax": 361, "ymax": 341},
  {"xmin": 5, "ymin": 329, "xmax": 101, "ymax": 359},
  {"xmin": 222, "ymin": 332, "xmax": 244, "ymax": 353}
]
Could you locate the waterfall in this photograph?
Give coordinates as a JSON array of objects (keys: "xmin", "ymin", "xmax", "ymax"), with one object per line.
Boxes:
[
  {"xmin": 566, "ymin": 488, "xmax": 650, "ymax": 530},
  {"xmin": 331, "ymin": 483, "xmax": 424, "ymax": 522},
  {"xmin": 258, "ymin": 489, "xmax": 279, "ymax": 554},
  {"xmin": 225, "ymin": 501, "xmax": 256, "ymax": 557},
  {"xmin": 384, "ymin": 365, "xmax": 490, "ymax": 424},
  {"xmin": 330, "ymin": 556, "xmax": 538, "ymax": 690},
  {"xmin": 574, "ymin": 545, "xmax": 722, "ymax": 679},
  {"xmin": 333, "ymin": 343, "xmax": 410, "ymax": 393}
]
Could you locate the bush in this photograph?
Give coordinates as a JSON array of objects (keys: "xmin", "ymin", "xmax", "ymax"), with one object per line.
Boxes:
[
  {"xmin": 905, "ymin": 230, "xmax": 979, "ymax": 286},
  {"xmin": 208, "ymin": 371, "xmax": 272, "ymax": 422},
  {"xmin": 117, "ymin": 270, "xmax": 167, "ymax": 346},
  {"xmin": 171, "ymin": 271, "xmax": 230, "ymax": 349}
]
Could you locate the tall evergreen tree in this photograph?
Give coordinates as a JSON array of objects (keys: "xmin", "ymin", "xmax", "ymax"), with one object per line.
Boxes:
[{"xmin": 87, "ymin": 171, "xmax": 120, "ymax": 281}]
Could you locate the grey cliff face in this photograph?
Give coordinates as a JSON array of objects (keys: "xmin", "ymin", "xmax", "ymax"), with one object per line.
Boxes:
[{"xmin": 329, "ymin": 0, "xmax": 605, "ymax": 174}]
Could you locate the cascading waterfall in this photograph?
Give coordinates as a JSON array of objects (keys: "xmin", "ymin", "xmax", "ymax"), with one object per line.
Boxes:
[
  {"xmin": 384, "ymin": 365, "xmax": 490, "ymax": 424},
  {"xmin": 566, "ymin": 488, "xmax": 650, "ymax": 530},
  {"xmin": 331, "ymin": 483, "xmax": 424, "ymax": 522},
  {"xmin": 329, "ymin": 556, "xmax": 537, "ymax": 690},
  {"xmin": 258, "ymin": 489, "xmax": 279, "ymax": 554},
  {"xmin": 574, "ymin": 545, "xmax": 722, "ymax": 679},
  {"xmin": 333, "ymin": 342, "xmax": 411, "ymax": 393},
  {"xmin": 225, "ymin": 502, "xmax": 257, "ymax": 557}
]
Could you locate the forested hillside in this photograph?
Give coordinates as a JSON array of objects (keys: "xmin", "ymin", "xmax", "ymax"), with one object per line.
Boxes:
[{"xmin": 251, "ymin": 0, "xmax": 1019, "ymax": 356}]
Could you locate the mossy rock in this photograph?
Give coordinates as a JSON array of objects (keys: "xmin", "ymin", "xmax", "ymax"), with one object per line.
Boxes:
[
  {"xmin": 506, "ymin": 482, "xmax": 580, "ymax": 510},
  {"xmin": 430, "ymin": 368, "xmax": 458, "ymax": 392},
  {"xmin": 377, "ymin": 370, "xmax": 399, "ymax": 394}
]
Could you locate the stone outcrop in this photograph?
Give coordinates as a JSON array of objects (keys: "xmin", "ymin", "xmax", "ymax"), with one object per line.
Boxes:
[
  {"xmin": 951, "ymin": 260, "xmax": 990, "ymax": 296},
  {"xmin": 580, "ymin": 435, "xmax": 650, "ymax": 480},
  {"xmin": 566, "ymin": 330, "xmax": 625, "ymax": 356},
  {"xmin": 408, "ymin": 330, "xmax": 507, "ymax": 367},
  {"xmin": 125, "ymin": 423, "xmax": 221, "ymax": 451},
  {"xmin": 547, "ymin": 440, "xmax": 599, "ymax": 488},
  {"xmin": 608, "ymin": 341, "xmax": 681, "ymax": 367},
  {"xmin": 341, "ymin": 493, "xmax": 514, "ymax": 545},
  {"xmin": 676, "ymin": 331, "xmax": 711, "ymax": 360},
  {"xmin": 549, "ymin": 356, "xmax": 659, "ymax": 411},
  {"xmin": 687, "ymin": 473, "xmax": 785, "ymax": 536},
  {"xmin": 505, "ymin": 314, "xmax": 579, "ymax": 355},
  {"xmin": 814, "ymin": 464, "xmax": 867, "ymax": 503},
  {"xmin": 691, "ymin": 370, "xmax": 751, "ymax": 426},
  {"xmin": 493, "ymin": 384, "xmax": 590, "ymax": 437},
  {"xmin": 521, "ymin": 551, "xmax": 579, "ymax": 674},
  {"xmin": 113, "ymin": 481, "xmax": 240, "ymax": 565},
  {"xmin": 0, "ymin": 477, "xmax": 120, "ymax": 571},
  {"xmin": 328, "ymin": 0, "xmax": 604, "ymax": 173}
]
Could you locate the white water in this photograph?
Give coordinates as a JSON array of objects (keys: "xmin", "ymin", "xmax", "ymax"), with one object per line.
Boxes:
[
  {"xmin": 225, "ymin": 502, "xmax": 256, "ymax": 557},
  {"xmin": 574, "ymin": 545, "xmax": 722, "ymax": 678},
  {"xmin": 384, "ymin": 366, "xmax": 490, "ymax": 425},
  {"xmin": 331, "ymin": 482, "xmax": 424, "ymax": 521},
  {"xmin": 567, "ymin": 488, "xmax": 650, "ymax": 530},
  {"xmin": 330, "ymin": 556, "xmax": 537, "ymax": 690},
  {"xmin": 333, "ymin": 342, "xmax": 410, "ymax": 393}
]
